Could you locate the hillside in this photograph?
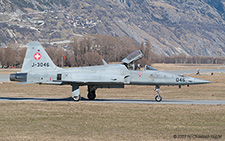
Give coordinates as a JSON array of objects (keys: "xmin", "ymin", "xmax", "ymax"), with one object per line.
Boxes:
[{"xmin": 1, "ymin": 0, "xmax": 225, "ymax": 57}]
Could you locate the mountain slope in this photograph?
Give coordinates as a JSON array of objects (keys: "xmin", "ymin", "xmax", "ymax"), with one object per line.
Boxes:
[{"xmin": 1, "ymin": 0, "xmax": 225, "ymax": 57}]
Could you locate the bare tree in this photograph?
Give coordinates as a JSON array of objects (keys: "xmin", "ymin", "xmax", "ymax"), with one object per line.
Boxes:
[
  {"xmin": 69, "ymin": 34, "xmax": 144, "ymax": 66},
  {"xmin": 46, "ymin": 47, "xmax": 59, "ymax": 66},
  {"xmin": 83, "ymin": 52, "xmax": 102, "ymax": 66},
  {"xmin": 70, "ymin": 36, "xmax": 87, "ymax": 66},
  {"xmin": 1, "ymin": 47, "xmax": 16, "ymax": 67},
  {"xmin": 18, "ymin": 48, "xmax": 27, "ymax": 66},
  {"xmin": 0, "ymin": 48, "xmax": 3, "ymax": 67},
  {"xmin": 176, "ymin": 53, "xmax": 187, "ymax": 64},
  {"xmin": 139, "ymin": 40, "xmax": 155, "ymax": 66},
  {"xmin": 46, "ymin": 47, "xmax": 69, "ymax": 67},
  {"xmin": 64, "ymin": 52, "xmax": 75, "ymax": 67}
]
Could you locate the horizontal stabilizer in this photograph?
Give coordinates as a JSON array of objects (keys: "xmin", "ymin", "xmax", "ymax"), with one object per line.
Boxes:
[{"xmin": 18, "ymin": 82, "xmax": 40, "ymax": 84}]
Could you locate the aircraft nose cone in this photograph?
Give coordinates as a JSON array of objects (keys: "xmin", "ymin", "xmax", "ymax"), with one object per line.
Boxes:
[{"xmin": 193, "ymin": 78, "xmax": 211, "ymax": 84}]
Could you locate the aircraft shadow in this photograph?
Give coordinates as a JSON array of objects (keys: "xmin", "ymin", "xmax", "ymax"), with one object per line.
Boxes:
[
  {"xmin": 1, "ymin": 97, "xmax": 224, "ymax": 105},
  {"xmin": 0, "ymin": 97, "xmax": 156, "ymax": 102},
  {"xmin": 92, "ymin": 98, "xmax": 156, "ymax": 102},
  {"xmin": 0, "ymin": 97, "xmax": 74, "ymax": 102}
]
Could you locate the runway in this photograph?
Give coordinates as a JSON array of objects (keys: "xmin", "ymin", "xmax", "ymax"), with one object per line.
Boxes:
[
  {"xmin": 0, "ymin": 75, "xmax": 9, "ymax": 82},
  {"xmin": 0, "ymin": 97, "xmax": 224, "ymax": 105}
]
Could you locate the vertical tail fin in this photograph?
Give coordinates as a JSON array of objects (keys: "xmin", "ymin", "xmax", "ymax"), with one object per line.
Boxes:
[{"xmin": 21, "ymin": 41, "xmax": 58, "ymax": 72}]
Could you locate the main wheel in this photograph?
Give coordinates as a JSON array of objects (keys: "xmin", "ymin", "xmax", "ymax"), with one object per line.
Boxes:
[
  {"xmin": 155, "ymin": 95, "xmax": 162, "ymax": 102},
  {"xmin": 87, "ymin": 91, "xmax": 96, "ymax": 100},
  {"xmin": 72, "ymin": 95, "xmax": 81, "ymax": 101}
]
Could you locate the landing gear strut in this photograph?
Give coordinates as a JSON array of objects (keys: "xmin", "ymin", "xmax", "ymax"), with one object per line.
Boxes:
[
  {"xmin": 154, "ymin": 85, "xmax": 162, "ymax": 102},
  {"xmin": 87, "ymin": 85, "xmax": 97, "ymax": 100},
  {"xmin": 72, "ymin": 84, "xmax": 81, "ymax": 101}
]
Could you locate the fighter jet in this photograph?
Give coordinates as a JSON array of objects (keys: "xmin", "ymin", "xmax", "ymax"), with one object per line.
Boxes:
[{"xmin": 10, "ymin": 41, "xmax": 211, "ymax": 102}]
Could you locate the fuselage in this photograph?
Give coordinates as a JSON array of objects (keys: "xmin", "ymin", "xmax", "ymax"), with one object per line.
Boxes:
[{"xmin": 10, "ymin": 63, "xmax": 211, "ymax": 87}]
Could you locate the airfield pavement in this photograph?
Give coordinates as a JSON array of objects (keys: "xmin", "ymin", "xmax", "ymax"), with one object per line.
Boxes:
[
  {"xmin": 0, "ymin": 97, "xmax": 225, "ymax": 105},
  {"xmin": 0, "ymin": 64, "xmax": 225, "ymax": 140},
  {"xmin": 0, "ymin": 74, "xmax": 9, "ymax": 82}
]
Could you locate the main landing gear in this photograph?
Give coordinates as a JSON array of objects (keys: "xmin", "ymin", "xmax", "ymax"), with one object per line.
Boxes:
[
  {"xmin": 154, "ymin": 85, "xmax": 162, "ymax": 102},
  {"xmin": 71, "ymin": 84, "xmax": 81, "ymax": 101},
  {"xmin": 71, "ymin": 85, "xmax": 97, "ymax": 101},
  {"xmin": 87, "ymin": 85, "xmax": 97, "ymax": 100}
]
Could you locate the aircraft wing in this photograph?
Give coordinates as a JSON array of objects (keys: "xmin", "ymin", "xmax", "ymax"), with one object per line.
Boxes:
[
  {"xmin": 53, "ymin": 80, "xmax": 86, "ymax": 85},
  {"xmin": 53, "ymin": 80, "xmax": 125, "ymax": 89},
  {"xmin": 53, "ymin": 79, "xmax": 125, "ymax": 85}
]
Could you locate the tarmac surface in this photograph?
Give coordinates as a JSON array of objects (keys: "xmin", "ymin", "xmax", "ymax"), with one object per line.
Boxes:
[
  {"xmin": 0, "ymin": 75, "xmax": 9, "ymax": 82},
  {"xmin": 0, "ymin": 97, "xmax": 224, "ymax": 105}
]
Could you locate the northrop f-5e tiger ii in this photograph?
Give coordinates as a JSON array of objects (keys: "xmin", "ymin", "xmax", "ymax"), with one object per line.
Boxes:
[{"xmin": 10, "ymin": 41, "xmax": 211, "ymax": 102}]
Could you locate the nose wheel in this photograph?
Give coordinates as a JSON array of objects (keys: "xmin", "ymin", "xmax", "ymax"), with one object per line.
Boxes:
[
  {"xmin": 154, "ymin": 85, "xmax": 162, "ymax": 102},
  {"xmin": 155, "ymin": 95, "xmax": 162, "ymax": 102}
]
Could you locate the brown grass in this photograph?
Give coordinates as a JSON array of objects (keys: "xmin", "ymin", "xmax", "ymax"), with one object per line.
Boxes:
[
  {"xmin": 0, "ymin": 64, "xmax": 225, "ymax": 140},
  {"xmin": 152, "ymin": 63, "xmax": 225, "ymax": 70},
  {"xmin": 0, "ymin": 102, "xmax": 224, "ymax": 140}
]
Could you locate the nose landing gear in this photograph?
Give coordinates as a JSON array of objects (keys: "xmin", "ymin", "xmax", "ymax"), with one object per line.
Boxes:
[{"xmin": 154, "ymin": 85, "xmax": 162, "ymax": 102}]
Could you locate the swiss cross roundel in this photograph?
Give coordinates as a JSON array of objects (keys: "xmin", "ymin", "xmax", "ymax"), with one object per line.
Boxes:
[{"xmin": 34, "ymin": 52, "xmax": 41, "ymax": 60}]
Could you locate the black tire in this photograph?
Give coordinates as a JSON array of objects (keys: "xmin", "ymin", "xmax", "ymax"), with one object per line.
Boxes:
[
  {"xmin": 155, "ymin": 95, "xmax": 162, "ymax": 102},
  {"xmin": 72, "ymin": 95, "xmax": 80, "ymax": 101},
  {"xmin": 87, "ymin": 91, "xmax": 96, "ymax": 100}
]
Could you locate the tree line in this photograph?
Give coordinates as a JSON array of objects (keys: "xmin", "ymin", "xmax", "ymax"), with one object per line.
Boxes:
[
  {"xmin": 46, "ymin": 34, "xmax": 154, "ymax": 67},
  {"xmin": 0, "ymin": 47, "xmax": 26, "ymax": 68},
  {"xmin": 0, "ymin": 34, "xmax": 225, "ymax": 68},
  {"xmin": 156, "ymin": 53, "xmax": 225, "ymax": 64}
]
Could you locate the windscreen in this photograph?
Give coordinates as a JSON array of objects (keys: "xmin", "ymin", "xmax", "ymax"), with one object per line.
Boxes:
[
  {"xmin": 145, "ymin": 65, "xmax": 157, "ymax": 71},
  {"xmin": 121, "ymin": 50, "xmax": 143, "ymax": 64}
]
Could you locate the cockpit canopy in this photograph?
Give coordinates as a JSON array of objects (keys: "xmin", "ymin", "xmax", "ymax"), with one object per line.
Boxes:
[
  {"xmin": 121, "ymin": 50, "xmax": 157, "ymax": 71},
  {"xmin": 121, "ymin": 50, "xmax": 143, "ymax": 64}
]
